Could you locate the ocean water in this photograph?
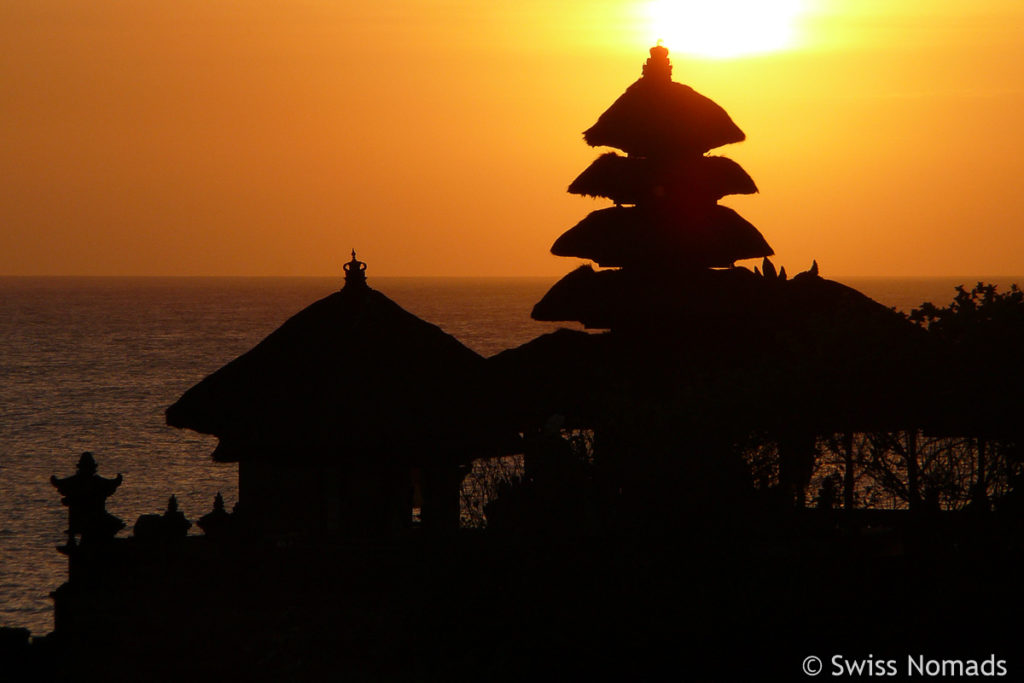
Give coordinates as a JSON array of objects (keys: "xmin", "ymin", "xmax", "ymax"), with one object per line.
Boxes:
[{"xmin": 1, "ymin": 274, "xmax": 1020, "ymax": 635}]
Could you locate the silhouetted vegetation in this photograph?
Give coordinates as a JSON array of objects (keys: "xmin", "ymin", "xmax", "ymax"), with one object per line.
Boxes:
[{"xmin": 710, "ymin": 283, "xmax": 1024, "ymax": 515}]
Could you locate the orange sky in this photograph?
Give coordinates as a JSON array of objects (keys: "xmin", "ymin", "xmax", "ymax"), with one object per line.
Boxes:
[{"xmin": 3, "ymin": 1, "xmax": 1024, "ymax": 277}]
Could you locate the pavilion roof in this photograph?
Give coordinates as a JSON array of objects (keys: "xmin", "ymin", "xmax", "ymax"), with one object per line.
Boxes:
[{"xmin": 166, "ymin": 281, "xmax": 517, "ymax": 464}]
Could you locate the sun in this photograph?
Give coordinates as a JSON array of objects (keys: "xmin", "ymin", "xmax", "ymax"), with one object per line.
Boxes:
[{"xmin": 646, "ymin": 0, "xmax": 808, "ymax": 58}]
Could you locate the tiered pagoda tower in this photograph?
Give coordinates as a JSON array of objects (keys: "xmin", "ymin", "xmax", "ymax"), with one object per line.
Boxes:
[
  {"xmin": 532, "ymin": 45, "xmax": 775, "ymax": 329},
  {"xmin": 511, "ymin": 46, "xmax": 930, "ymax": 514}
]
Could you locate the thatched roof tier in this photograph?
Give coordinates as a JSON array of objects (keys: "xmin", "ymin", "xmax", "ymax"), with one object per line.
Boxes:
[
  {"xmin": 531, "ymin": 266, "xmax": 630, "ymax": 330},
  {"xmin": 166, "ymin": 284, "xmax": 518, "ymax": 464},
  {"xmin": 531, "ymin": 265, "xmax": 771, "ymax": 329},
  {"xmin": 583, "ymin": 48, "xmax": 744, "ymax": 156},
  {"xmin": 551, "ymin": 205, "xmax": 773, "ymax": 269},
  {"xmin": 527, "ymin": 265, "xmax": 929, "ymax": 432},
  {"xmin": 488, "ymin": 329, "xmax": 616, "ymax": 425},
  {"xmin": 533, "ymin": 263, "xmax": 916, "ymax": 336},
  {"xmin": 568, "ymin": 153, "xmax": 757, "ymax": 205}
]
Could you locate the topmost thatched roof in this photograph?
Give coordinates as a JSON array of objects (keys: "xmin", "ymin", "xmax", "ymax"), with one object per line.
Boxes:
[
  {"xmin": 166, "ymin": 277, "xmax": 516, "ymax": 465},
  {"xmin": 583, "ymin": 46, "xmax": 745, "ymax": 157}
]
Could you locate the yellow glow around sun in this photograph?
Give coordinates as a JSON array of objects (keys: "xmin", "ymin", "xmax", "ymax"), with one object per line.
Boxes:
[{"xmin": 646, "ymin": 0, "xmax": 808, "ymax": 58}]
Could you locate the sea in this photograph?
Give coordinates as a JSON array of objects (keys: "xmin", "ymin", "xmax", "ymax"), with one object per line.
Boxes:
[{"xmin": 1, "ymin": 274, "xmax": 1021, "ymax": 635}]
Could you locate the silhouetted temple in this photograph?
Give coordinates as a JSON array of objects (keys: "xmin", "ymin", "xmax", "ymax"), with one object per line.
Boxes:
[
  {"xmin": 31, "ymin": 47, "xmax": 1024, "ymax": 683},
  {"xmin": 523, "ymin": 46, "xmax": 924, "ymax": 408},
  {"xmin": 166, "ymin": 252, "xmax": 517, "ymax": 536},
  {"xmin": 45, "ymin": 257, "xmax": 529, "ymax": 680},
  {"xmin": 494, "ymin": 46, "xmax": 927, "ymax": 523}
]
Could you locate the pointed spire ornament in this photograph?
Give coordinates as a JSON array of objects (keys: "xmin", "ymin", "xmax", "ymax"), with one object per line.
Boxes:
[
  {"xmin": 641, "ymin": 43, "xmax": 672, "ymax": 82},
  {"xmin": 343, "ymin": 249, "xmax": 368, "ymax": 288}
]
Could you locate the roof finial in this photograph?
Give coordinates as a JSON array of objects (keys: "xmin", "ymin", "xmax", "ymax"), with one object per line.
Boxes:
[
  {"xmin": 642, "ymin": 44, "xmax": 672, "ymax": 81},
  {"xmin": 343, "ymin": 249, "xmax": 367, "ymax": 288}
]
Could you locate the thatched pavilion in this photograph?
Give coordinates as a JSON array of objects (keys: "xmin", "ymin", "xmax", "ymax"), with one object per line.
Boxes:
[{"xmin": 167, "ymin": 252, "xmax": 518, "ymax": 537}]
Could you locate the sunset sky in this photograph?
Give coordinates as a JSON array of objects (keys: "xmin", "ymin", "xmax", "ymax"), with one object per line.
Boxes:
[{"xmin": 3, "ymin": 1, "xmax": 1024, "ymax": 277}]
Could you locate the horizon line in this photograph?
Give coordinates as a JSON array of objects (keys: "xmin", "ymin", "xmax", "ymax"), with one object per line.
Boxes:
[{"xmin": 2, "ymin": 273, "xmax": 1024, "ymax": 280}]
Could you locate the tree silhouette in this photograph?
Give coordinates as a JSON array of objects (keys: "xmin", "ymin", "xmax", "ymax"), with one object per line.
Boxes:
[{"xmin": 910, "ymin": 283, "xmax": 1024, "ymax": 509}]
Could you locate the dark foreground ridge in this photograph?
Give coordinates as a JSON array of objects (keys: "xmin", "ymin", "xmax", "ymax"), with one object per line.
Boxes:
[{"xmin": 18, "ymin": 517, "xmax": 1024, "ymax": 682}]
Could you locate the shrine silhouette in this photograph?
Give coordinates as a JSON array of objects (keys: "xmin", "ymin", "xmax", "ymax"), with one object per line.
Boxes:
[{"xmin": 50, "ymin": 452, "xmax": 124, "ymax": 549}]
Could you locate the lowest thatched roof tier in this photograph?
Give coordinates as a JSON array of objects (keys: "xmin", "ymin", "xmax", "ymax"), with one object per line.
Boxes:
[
  {"xmin": 551, "ymin": 205, "xmax": 773, "ymax": 269},
  {"xmin": 568, "ymin": 153, "xmax": 757, "ymax": 205},
  {"xmin": 532, "ymin": 264, "xmax": 907, "ymax": 333},
  {"xmin": 166, "ymin": 285, "xmax": 517, "ymax": 464},
  {"xmin": 583, "ymin": 77, "xmax": 744, "ymax": 156},
  {"xmin": 519, "ymin": 266, "xmax": 930, "ymax": 433}
]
